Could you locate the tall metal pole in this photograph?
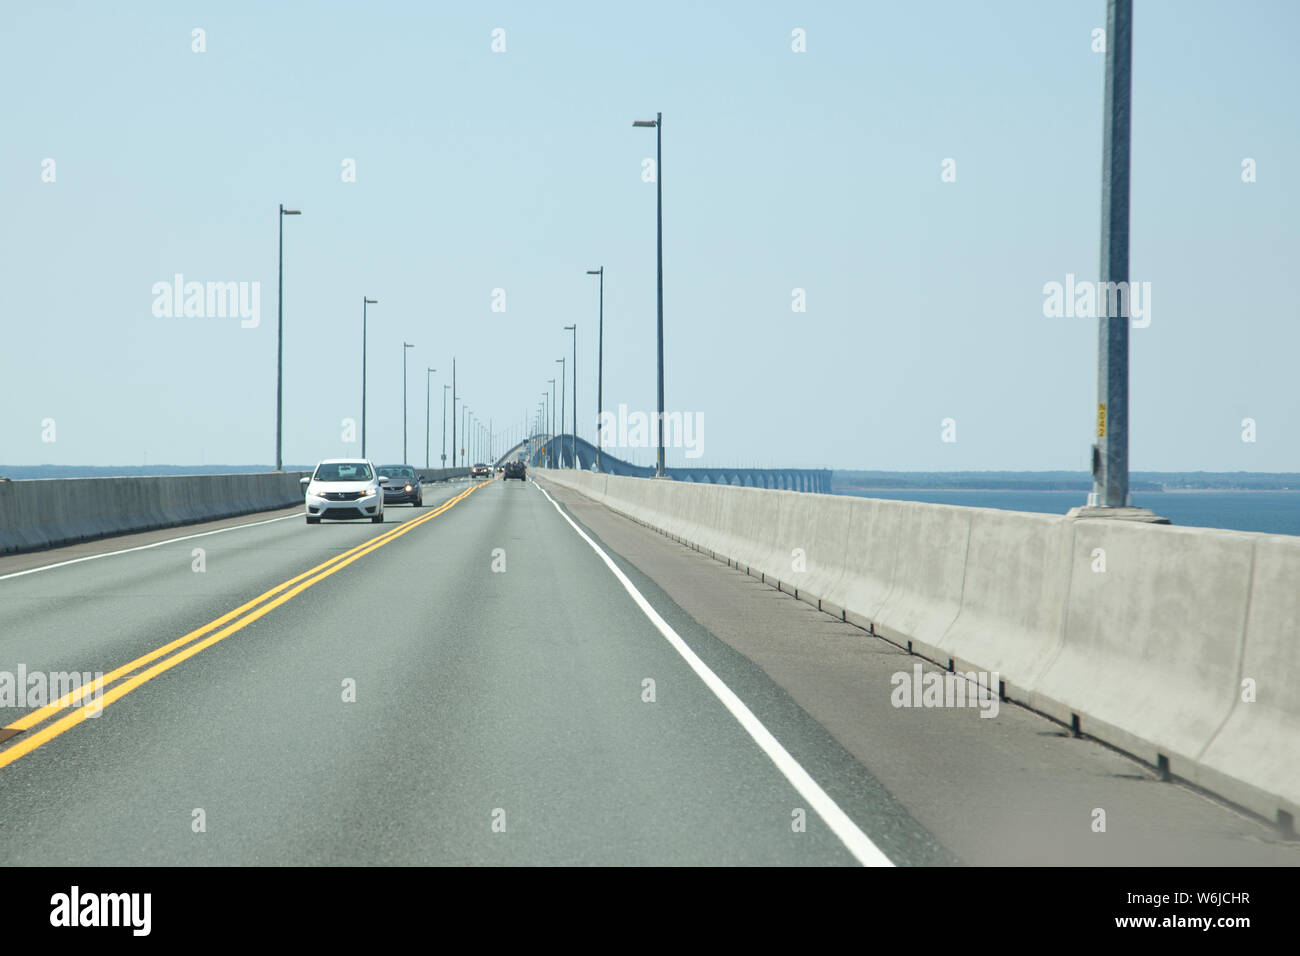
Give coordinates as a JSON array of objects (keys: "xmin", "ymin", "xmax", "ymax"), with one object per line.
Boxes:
[
  {"xmin": 274, "ymin": 205, "xmax": 299, "ymax": 470},
  {"xmin": 1092, "ymin": 0, "xmax": 1133, "ymax": 507},
  {"xmin": 564, "ymin": 325, "xmax": 576, "ymax": 468},
  {"xmin": 362, "ymin": 297, "xmax": 377, "ymax": 457},
  {"xmin": 634, "ymin": 115, "xmax": 665, "ymax": 476},
  {"xmin": 547, "ymin": 380, "xmax": 555, "ymax": 467},
  {"xmin": 557, "ymin": 358, "xmax": 565, "ymax": 468},
  {"xmin": 402, "ymin": 343, "xmax": 414, "ymax": 463},
  {"xmin": 588, "ymin": 268, "xmax": 604, "ymax": 471},
  {"xmin": 655, "ymin": 114, "xmax": 664, "ymax": 476},
  {"xmin": 442, "ymin": 384, "xmax": 450, "ymax": 467},
  {"xmin": 598, "ymin": 268, "xmax": 603, "ymax": 469},
  {"xmin": 425, "ymin": 367, "xmax": 435, "ymax": 468},
  {"xmin": 572, "ymin": 330, "xmax": 576, "ymax": 467},
  {"xmin": 276, "ymin": 205, "xmax": 284, "ymax": 471},
  {"xmin": 452, "ymin": 359, "xmax": 457, "ymax": 469}
]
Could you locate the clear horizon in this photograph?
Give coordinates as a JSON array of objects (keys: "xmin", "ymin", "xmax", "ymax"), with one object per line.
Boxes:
[{"xmin": 3, "ymin": 1, "xmax": 1296, "ymax": 472}]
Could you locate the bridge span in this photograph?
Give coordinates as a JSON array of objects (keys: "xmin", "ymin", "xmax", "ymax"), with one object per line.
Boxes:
[{"xmin": 495, "ymin": 433, "xmax": 832, "ymax": 493}]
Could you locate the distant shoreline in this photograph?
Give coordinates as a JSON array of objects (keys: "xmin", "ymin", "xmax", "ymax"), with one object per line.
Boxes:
[
  {"xmin": 833, "ymin": 486, "xmax": 1299, "ymax": 494},
  {"xmin": 1151, "ymin": 487, "xmax": 1298, "ymax": 494}
]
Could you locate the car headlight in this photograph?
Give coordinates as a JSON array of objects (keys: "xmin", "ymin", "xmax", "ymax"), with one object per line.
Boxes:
[{"xmin": 404, "ymin": 483, "xmax": 413, "ymax": 492}]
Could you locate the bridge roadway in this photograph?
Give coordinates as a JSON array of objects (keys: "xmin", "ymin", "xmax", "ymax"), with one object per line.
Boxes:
[
  {"xmin": 0, "ymin": 476, "xmax": 1293, "ymax": 865},
  {"xmin": 501, "ymin": 434, "xmax": 833, "ymax": 493}
]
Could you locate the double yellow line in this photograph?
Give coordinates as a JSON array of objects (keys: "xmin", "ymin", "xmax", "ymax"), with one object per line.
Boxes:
[{"xmin": 0, "ymin": 479, "xmax": 489, "ymax": 769}]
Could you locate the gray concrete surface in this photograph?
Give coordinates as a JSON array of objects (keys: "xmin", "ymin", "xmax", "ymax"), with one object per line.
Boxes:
[
  {"xmin": 539, "ymin": 477, "xmax": 1300, "ymax": 866},
  {"xmin": 0, "ymin": 477, "xmax": 940, "ymax": 865}
]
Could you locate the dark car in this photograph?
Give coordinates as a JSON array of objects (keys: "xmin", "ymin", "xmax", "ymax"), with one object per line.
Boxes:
[
  {"xmin": 471, "ymin": 463, "xmax": 490, "ymax": 479},
  {"xmin": 376, "ymin": 464, "xmax": 423, "ymax": 506},
  {"xmin": 503, "ymin": 459, "xmax": 526, "ymax": 481}
]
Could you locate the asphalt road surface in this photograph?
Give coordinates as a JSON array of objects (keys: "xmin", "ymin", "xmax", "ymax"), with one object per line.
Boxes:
[{"xmin": 0, "ymin": 476, "xmax": 1293, "ymax": 866}]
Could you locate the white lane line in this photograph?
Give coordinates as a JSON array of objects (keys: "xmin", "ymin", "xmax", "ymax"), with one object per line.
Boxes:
[
  {"xmin": 0, "ymin": 512, "xmax": 301, "ymax": 582},
  {"xmin": 532, "ymin": 479, "xmax": 893, "ymax": 867}
]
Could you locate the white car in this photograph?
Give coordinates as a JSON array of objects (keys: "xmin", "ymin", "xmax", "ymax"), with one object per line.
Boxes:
[{"xmin": 301, "ymin": 459, "xmax": 388, "ymax": 524}]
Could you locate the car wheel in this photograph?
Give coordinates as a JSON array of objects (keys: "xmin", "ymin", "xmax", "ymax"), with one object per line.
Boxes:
[{"xmin": 306, "ymin": 516, "xmax": 320, "ymax": 524}]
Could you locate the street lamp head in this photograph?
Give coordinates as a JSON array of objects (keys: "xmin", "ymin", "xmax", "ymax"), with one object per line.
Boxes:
[
  {"xmin": 282, "ymin": 208, "xmax": 302, "ymax": 215},
  {"xmin": 632, "ymin": 120, "xmax": 658, "ymax": 128},
  {"xmin": 404, "ymin": 342, "xmax": 415, "ymax": 349},
  {"xmin": 564, "ymin": 324, "xmax": 575, "ymax": 331},
  {"xmin": 586, "ymin": 268, "xmax": 602, "ymax": 275},
  {"xmin": 365, "ymin": 297, "xmax": 378, "ymax": 304}
]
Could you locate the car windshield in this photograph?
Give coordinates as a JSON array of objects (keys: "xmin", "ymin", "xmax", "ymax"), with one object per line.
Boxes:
[
  {"xmin": 313, "ymin": 462, "xmax": 373, "ymax": 482},
  {"xmin": 377, "ymin": 466, "xmax": 415, "ymax": 479}
]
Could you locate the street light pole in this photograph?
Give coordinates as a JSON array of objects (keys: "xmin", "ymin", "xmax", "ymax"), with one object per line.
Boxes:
[
  {"xmin": 402, "ymin": 343, "xmax": 415, "ymax": 463},
  {"xmin": 425, "ymin": 367, "xmax": 436, "ymax": 468},
  {"xmin": 275, "ymin": 204, "xmax": 301, "ymax": 471},
  {"xmin": 564, "ymin": 324, "xmax": 576, "ymax": 469},
  {"xmin": 442, "ymin": 384, "xmax": 450, "ymax": 467},
  {"xmin": 556, "ymin": 357, "xmax": 565, "ymax": 468},
  {"xmin": 587, "ymin": 268, "xmax": 603, "ymax": 471},
  {"xmin": 361, "ymin": 297, "xmax": 377, "ymax": 458},
  {"xmin": 547, "ymin": 379, "xmax": 556, "ymax": 467},
  {"xmin": 634, "ymin": 113, "xmax": 664, "ymax": 477},
  {"xmin": 1091, "ymin": 0, "xmax": 1133, "ymax": 509}
]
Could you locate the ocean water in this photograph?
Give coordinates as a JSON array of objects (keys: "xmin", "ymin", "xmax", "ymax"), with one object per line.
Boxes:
[{"xmin": 831, "ymin": 489, "xmax": 1300, "ymax": 537}]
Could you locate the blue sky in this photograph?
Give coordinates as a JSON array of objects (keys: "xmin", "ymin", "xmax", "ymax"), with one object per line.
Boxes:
[{"xmin": 2, "ymin": 0, "xmax": 1296, "ymax": 470}]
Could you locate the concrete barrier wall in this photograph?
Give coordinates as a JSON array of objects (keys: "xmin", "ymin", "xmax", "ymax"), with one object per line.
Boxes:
[
  {"xmin": 1031, "ymin": 522, "xmax": 1253, "ymax": 778},
  {"xmin": 0, "ymin": 472, "xmax": 309, "ymax": 555},
  {"xmin": 535, "ymin": 468, "xmax": 1300, "ymax": 828},
  {"xmin": 416, "ymin": 468, "xmax": 471, "ymax": 483},
  {"xmin": 1198, "ymin": 535, "xmax": 1300, "ymax": 819},
  {"xmin": 939, "ymin": 508, "xmax": 1072, "ymax": 694}
]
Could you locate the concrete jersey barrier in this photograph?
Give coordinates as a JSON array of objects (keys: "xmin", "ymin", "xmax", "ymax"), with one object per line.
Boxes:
[
  {"xmin": 416, "ymin": 468, "xmax": 472, "ymax": 483},
  {"xmin": 534, "ymin": 467, "xmax": 1300, "ymax": 831},
  {"xmin": 0, "ymin": 472, "xmax": 309, "ymax": 555}
]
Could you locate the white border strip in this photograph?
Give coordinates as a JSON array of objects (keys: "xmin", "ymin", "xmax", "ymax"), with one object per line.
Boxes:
[
  {"xmin": 0, "ymin": 512, "xmax": 300, "ymax": 582},
  {"xmin": 533, "ymin": 479, "xmax": 893, "ymax": 867}
]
